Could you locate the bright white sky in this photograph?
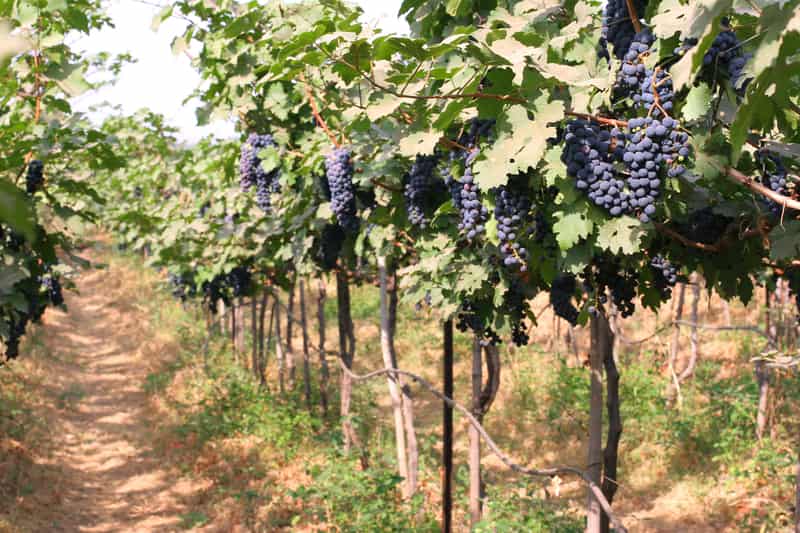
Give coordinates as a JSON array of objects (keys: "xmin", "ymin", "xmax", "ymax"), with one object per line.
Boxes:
[{"xmin": 71, "ymin": 1, "xmax": 408, "ymax": 143}]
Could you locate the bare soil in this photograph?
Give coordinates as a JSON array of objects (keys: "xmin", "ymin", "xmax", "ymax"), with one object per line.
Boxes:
[{"xmin": 0, "ymin": 252, "xmax": 205, "ymax": 532}]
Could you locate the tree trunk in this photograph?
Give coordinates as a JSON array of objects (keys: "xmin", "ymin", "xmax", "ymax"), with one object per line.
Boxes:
[
  {"xmin": 251, "ymin": 295, "xmax": 259, "ymax": 380},
  {"xmin": 317, "ymin": 279, "xmax": 330, "ymax": 416},
  {"xmin": 795, "ymin": 447, "xmax": 800, "ymax": 533},
  {"xmin": 275, "ymin": 296, "xmax": 286, "ymax": 395},
  {"xmin": 238, "ymin": 296, "xmax": 247, "ymax": 364},
  {"xmin": 218, "ymin": 299, "xmax": 227, "ymax": 335},
  {"xmin": 231, "ymin": 297, "xmax": 238, "ymax": 361},
  {"xmin": 586, "ymin": 312, "xmax": 605, "ymax": 533},
  {"xmin": 469, "ymin": 335, "xmax": 483, "ymax": 527},
  {"xmin": 337, "ymin": 271, "xmax": 367, "ymax": 467},
  {"xmin": 286, "ymin": 282, "xmax": 296, "ymax": 389},
  {"xmin": 667, "ymin": 282, "xmax": 686, "ymax": 403},
  {"xmin": 389, "ymin": 277, "xmax": 419, "ymax": 497},
  {"xmin": 378, "ymin": 256, "xmax": 410, "ymax": 498},
  {"xmin": 299, "ymin": 280, "xmax": 313, "ymax": 411},
  {"xmin": 756, "ymin": 359, "xmax": 770, "ymax": 440},
  {"xmin": 258, "ymin": 290, "xmax": 269, "ymax": 387},
  {"xmin": 599, "ymin": 312, "xmax": 620, "ymax": 533},
  {"xmin": 442, "ymin": 319, "xmax": 454, "ymax": 533},
  {"xmin": 682, "ymin": 275, "xmax": 700, "ymax": 382}
]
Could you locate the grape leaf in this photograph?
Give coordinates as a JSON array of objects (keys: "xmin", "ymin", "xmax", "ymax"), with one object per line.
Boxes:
[
  {"xmin": 473, "ymin": 98, "xmax": 564, "ymax": 189},
  {"xmin": 769, "ymin": 221, "xmax": 800, "ymax": 261},
  {"xmin": 596, "ymin": 216, "xmax": 646, "ymax": 255},
  {"xmin": 553, "ymin": 211, "xmax": 592, "ymax": 249},
  {"xmin": 682, "ymin": 83, "xmax": 712, "ymax": 122}
]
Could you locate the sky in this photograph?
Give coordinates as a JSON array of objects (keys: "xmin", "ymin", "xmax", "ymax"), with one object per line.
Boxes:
[{"xmin": 70, "ymin": 1, "xmax": 409, "ymax": 143}]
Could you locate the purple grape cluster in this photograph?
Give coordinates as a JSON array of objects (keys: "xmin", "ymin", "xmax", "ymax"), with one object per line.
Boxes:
[
  {"xmin": 599, "ymin": 0, "xmax": 649, "ymax": 61},
  {"xmin": 456, "ymin": 301, "xmax": 501, "ymax": 347},
  {"xmin": 43, "ymin": 274, "xmax": 63, "ymax": 306},
  {"xmin": 314, "ymin": 223, "xmax": 345, "ymax": 271},
  {"xmin": 621, "ymin": 116, "xmax": 690, "ymax": 222},
  {"xmin": 325, "ymin": 147, "xmax": 359, "ymax": 233},
  {"xmin": 239, "ymin": 133, "xmax": 281, "ymax": 212},
  {"xmin": 494, "ymin": 183, "xmax": 531, "ymax": 271},
  {"xmin": 615, "ymin": 29, "xmax": 655, "ymax": 99},
  {"xmin": 550, "ymin": 274, "xmax": 579, "ymax": 326},
  {"xmin": 678, "ymin": 207, "xmax": 732, "ymax": 245},
  {"xmin": 169, "ymin": 272, "xmax": 197, "ymax": 302},
  {"xmin": 650, "ymin": 254, "xmax": 679, "ymax": 298},
  {"xmin": 563, "ymin": 119, "xmax": 631, "ymax": 217},
  {"xmin": 3, "ymin": 314, "xmax": 28, "ymax": 359},
  {"xmin": 404, "ymin": 154, "xmax": 444, "ymax": 228},
  {"xmin": 595, "ymin": 259, "xmax": 638, "ymax": 317},
  {"xmin": 757, "ymin": 151, "xmax": 790, "ymax": 217},
  {"xmin": 442, "ymin": 119, "xmax": 495, "ymax": 241},
  {"xmin": 703, "ymin": 29, "xmax": 751, "ymax": 92},
  {"xmin": 637, "ymin": 68, "xmax": 674, "ymax": 117},
  {"xmin": 25, "ymin": 160, "xmax": 44, "ymax": 194},
  {"xmin": 227, "ymin": 266, "xmax": 251, "ymax": 297}
]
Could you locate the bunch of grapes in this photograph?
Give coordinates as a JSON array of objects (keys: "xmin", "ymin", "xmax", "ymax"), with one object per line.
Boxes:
[
  {"xmin": 169, "ymin": 272, "xmax": 197, "ymax": 302},
  {"xmin": 637, "ymin": 68, "xmax": 674, "ymax": 117},
  {"xmin": 563, "ymin": 119, "xmax": 630, "ymax": 217},
  {"xmin": 3, "ymin": 314, "xmax": 29, "ymax": 360},
  {"xmin": 404, "ymin": 154, "xmax": 444, "ymax": 228},
  {"xmin": 599, "ymin": 0, "xmax": 649, "ymax": 61},
  {"xmin": 133, "ymin": 186, "xmax": 143, "ymax": 199},
  {"xmin": 678, "ymin": 207, "xmax": 732, "ymax": 245},
  {"xmin": 202, "ymin": 275, "xmax": 230, "ymax": 311},
  {"xmin": 756, "ymin": 151, "xmax": 790, "ymax": 217},
  {"xmin": 240, "ymin": 133, "xmax": 281, "ymax": 211},
  {"xmin": 550, "ymin": 274, "xmax": 580, "ymax": 326},
  {"xmin": 441, "ymin": 119, "xmax": 495, "ymax": 241},
  {"xmin": 650, "ymin": 254, "xmax": 679, "ymax": 298},
  {"xmin": 456, "ymin": 301, "xmax": 501, "ymax": 346},
  {"xmin": 703, "ymin": 27, "xmax": 751, "ymax": 92},
  {"xmin": 314, "ymin": 223, "xmax": 345, "ymax": 271},
  {"xmin": 494, "ymin": 182, "xmax": 531, "ymax": 271},
  {"xmin": 594, "ymin": 259, "xmax": 638, "ymax": 317},
  {"xmin": 227, "ymin": 267, "xmax": 251, "ymax": 297},
  {"xmin": 615, "ymin": 29, "xmax": 655, "ymax": 99},
  {"xmin": 622, "ymin": 117, "xmax": 690, "ymax": 222},
  {"xmin": 502, "ymin": 279, "xmax": 531, "ymax": 346},
  {"xmin": 325, "ymin": 147, "xmax": 359, "ymax": 233},
  {"xmin": 42, "ymin": 274, "xmax": 64, "ymax": 306},
  {"xmin": 25, "ymin": 160, "xmax": 44, "ymax": 195}
]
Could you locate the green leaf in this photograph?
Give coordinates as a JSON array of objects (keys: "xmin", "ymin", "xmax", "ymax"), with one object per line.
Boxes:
[
  {"xmin": 366, "ymin": 93, "xmax": 402, "ymax": 121},
  {"xmin": 596, "ymin": 217, "xmax": 646, "ymax": 255},
  {"xmin": 553, "ymin": 211, "xmax": 592, "ymax": 250},
  {"xmin": 682, "ymin": 83, "xmax": 712, "ymax": 122},
  {"xmin": 769, "ymin": 221, "xmax": 800, "ymax": 261},
  {"xmin": 398, "ymin": 130, "xmax": 440, "ymax": 157},
  {"xmin": 0, "ymin": 181, "xmax": 35, "ymax": 241},
  {"xmin": 473, "ymin": 98, "xmax": 564, "ymax": 189}
]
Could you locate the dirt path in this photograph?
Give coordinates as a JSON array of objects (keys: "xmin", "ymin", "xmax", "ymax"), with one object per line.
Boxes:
[{"xmin": 3, "ymin": 254, "xmax": 203, "ymax": 532}]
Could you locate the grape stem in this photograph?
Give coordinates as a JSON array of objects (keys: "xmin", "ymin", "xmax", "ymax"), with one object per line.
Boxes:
[
  {"xmin": 655, "ymin": 218, "xmax": 767, "ymax": 254},
  {"xmin": 565, "ymin": 111, "xmax": 627, "ymax": 128},
  {"xmin": 724, "ymin": 166, "xmax": 800, "ymax": 212},
  {"xmin": 300, "ymin": 73, "xmax": 342, "ymax": 148},
  {"xmin": 316, "ymin": 46, "xmax": 526, "ymax": 104},
  {"xmin": 624, "ymin": 0, "xmax": 642, "ymax": 34}
]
